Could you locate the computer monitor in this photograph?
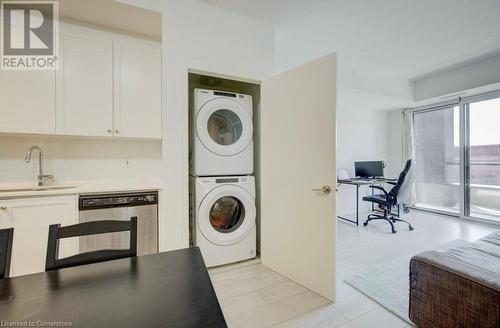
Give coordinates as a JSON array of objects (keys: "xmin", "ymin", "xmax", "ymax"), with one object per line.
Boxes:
[{"xmin": 354, "ymin": 161, "xmax": 384, "ymax": 178}]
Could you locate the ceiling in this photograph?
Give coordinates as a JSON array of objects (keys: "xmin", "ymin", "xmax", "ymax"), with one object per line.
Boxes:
[
  {"xmin": 200, "ymin": 0, "xmax": 293, "ymax": 24},
  {"xmin": 200, "ymin": 0, "xmax": 500, "ymax": 80},
  {"xmin": 59, "ymin": 0, "xmax": 162, "ymax": 40}
]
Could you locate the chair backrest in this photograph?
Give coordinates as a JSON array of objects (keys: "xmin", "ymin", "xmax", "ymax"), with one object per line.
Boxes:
[
  {"xmin": 46, "ymin": 217, "xmax": 137, "ymax": 271},
  {"xmin": 388, "ymin": 159, "xmax": 412, "ymax": 202},
  {"xmin": 0, "ymin": 228, "xmax": 14, "ymax": 279},
  {"xmin": 397, "ymin": 160, "xmax": 417, "ymax": 204}
]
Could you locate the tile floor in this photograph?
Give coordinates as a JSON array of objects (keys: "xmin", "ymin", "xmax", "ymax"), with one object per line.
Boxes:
[{"xmin": 209, "ymin": 210, "xmax": 497, "ymax": 328}]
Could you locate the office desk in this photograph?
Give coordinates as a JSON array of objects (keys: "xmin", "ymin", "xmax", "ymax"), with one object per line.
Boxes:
[{"xmin": 337, "ymin": 178, "xmax": 399, "ymax": 226}]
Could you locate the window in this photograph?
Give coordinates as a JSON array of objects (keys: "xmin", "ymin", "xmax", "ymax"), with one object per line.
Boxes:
[
  {"xmin": 413, "ymin": 106, "xmax": 460, "ymax": 214},
  {"xmin": 412, "ymin": 94, "xmax": 500, "ymax": 222},
  {"xmin": 467, "ymin": 98, "xmax": 500, "ymax": 220}
]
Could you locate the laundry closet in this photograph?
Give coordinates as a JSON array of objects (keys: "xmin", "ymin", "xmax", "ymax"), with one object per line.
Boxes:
[{"xmin": 188, "ymin": 72, "xmax": 261, "ymax": 267}]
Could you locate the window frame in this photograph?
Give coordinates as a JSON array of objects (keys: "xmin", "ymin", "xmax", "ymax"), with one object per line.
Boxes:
[{"xmin": 409, "ymin": 90, "xmax": 500, "ymax": 226}]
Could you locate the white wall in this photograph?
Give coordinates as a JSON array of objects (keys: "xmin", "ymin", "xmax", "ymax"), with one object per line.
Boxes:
[
  {"xmin": 0, "ymin": 136, "xmax": 162, "ymax": 186},
  {"xmin": 413, "ymin": 53, "xmax": 500, "ymax": 101},
  {"xmin": 119, "ymin": 0, "xmax": 275, "ymax": 251},
  {"xmin": 336, "ymin": 106, "xmax": 399, "ymax": 215},
  {"xmin": 387, "ymin": 109, "xmax": 403, "ymax": 177},
  {"xmin": 273, "ymin": 2, "xmax": 413, "ymax": 102}
]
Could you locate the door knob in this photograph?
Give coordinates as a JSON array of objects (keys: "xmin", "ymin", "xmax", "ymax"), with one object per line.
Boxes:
[
  {"xmin": 312, "ymin": 186, "xmax": 331, "ymax": 194},
  {"xmin": 0, "ymin": 206, "xmax": 7, "ymax": 210}
]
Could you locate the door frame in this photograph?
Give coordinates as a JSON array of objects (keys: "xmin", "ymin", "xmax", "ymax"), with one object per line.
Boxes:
[{"xmin": 186, "ymin": 66, "xmax": 263, "ymax": 250}]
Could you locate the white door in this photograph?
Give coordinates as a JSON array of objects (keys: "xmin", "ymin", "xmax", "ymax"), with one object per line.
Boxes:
[
  {"xmin": 196, "ymin": 98, "xmax": 253, "ymax": 156},
  {"xmin": 114, "ymin": 36, "xmax": 162, "ymax": 138},
  {"xmin": 56, "ymin": 24, "xmax": 114, "ymax": 136},
  {"xmin": 0, "ymin": 196, "xmax": 79, "ymax": 277},
  {"xmin": 261, "ymin": 54, "xmax": 337, "ymax": 301}
]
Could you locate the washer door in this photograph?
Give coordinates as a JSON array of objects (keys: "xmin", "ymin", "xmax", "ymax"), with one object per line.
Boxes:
[
  {"xmin": 198, "ymin": 185, "xmax": 255, "ymax": 246},
  {"xmin": 196, "ymin": 98, "xmax": 253, "ymax": 156}
]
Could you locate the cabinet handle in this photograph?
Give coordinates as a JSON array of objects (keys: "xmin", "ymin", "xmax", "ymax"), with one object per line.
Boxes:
[
  {"xmin": 107, "ymin": 129, "xmax": 112, "ymax": 134},
  {"xmin": 0, "ymin": 206, "xmax": 7, "ymax": 211},
  {"xmin": 115, "ymin": 129, "xmax": 120, "ymax": 134}
]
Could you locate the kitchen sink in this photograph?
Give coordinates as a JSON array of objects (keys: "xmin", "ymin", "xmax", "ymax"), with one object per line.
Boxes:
[{"xmin": 0, "ymin": 186, "xmax": 78, "ymax": 193}]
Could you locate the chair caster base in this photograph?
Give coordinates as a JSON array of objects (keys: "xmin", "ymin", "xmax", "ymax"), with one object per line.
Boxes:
[{"xmin": 363, "ymin": 213, "xmax": 414, "ymax": 234}]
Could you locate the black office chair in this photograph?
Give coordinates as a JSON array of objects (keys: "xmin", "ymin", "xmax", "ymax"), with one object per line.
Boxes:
[
  {"xmin": 46, "ymin": 217, "xmax": 137, "ymax": 271},
  {"xmin": 0, "ymin": 228, "xmax": 14, "ymax": 279},
  {"xmin": 362, "ymin": 159, "xmax": 414, "ymax": 233}
]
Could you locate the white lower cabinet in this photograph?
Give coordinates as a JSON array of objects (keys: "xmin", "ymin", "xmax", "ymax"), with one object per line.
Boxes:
[{"xmin": 0, "ymin": 195, "xmax": 79, "ymax": 277}]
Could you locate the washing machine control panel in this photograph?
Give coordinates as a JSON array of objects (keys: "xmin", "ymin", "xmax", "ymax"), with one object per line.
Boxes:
[{"xmin": 215, "ymin": 177, "xmax": 239, "ymax": 183}]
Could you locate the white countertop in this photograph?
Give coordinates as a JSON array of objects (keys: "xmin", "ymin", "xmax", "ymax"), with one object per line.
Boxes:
[{"xmin": 0, "ymin": 182, "xmax": 162, "ymax": 198}]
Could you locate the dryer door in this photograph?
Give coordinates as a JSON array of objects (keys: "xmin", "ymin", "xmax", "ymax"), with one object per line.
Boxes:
[
  {"xmin": 196, "ymin": 98, "xmax": 253, "ymax": 156},
  {"xmin": 198, "ymin": 184, "xmax": 255, "ymax": 246}
]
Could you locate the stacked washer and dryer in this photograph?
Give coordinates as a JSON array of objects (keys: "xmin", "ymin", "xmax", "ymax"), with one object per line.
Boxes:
[{"xmin": 190, "ymin": 88, "xmax": 256, "ymax": 267}]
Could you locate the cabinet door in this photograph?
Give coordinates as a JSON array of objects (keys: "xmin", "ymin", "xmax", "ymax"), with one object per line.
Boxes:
[
  {"xmin": 114, "ymin": 37, "xmax": 161, "ymax": 138},
  {"xmin": 56, "ymin": 24, "xmax": 114, "ymax": 136},
  {"xmin": 0, "ymin": 195, "xmax": 79, "ymax": 277},
  {"xmin": 0, "ymin": 70, "xmax": 55, "ymax": 134}
]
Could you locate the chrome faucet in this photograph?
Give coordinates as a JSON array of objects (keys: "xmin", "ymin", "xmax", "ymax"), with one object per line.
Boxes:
[{"xmin": 25, "ymin": 146, "xmax": 53, "ymax": 186}]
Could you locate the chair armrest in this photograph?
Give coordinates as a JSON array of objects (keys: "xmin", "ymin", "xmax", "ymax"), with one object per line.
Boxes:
[{"xmin": 368, "ymin": 185, "xmax": 388, "ymax": 195}]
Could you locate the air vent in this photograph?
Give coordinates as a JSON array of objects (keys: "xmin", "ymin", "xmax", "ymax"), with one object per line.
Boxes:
[{"xmin": 214, "ymin": 91, "xmax": 237, "ymax": 98}]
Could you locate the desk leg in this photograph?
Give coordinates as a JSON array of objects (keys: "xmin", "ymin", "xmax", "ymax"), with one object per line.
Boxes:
[
  {"xmin": 371, "ymin": 185, "xmax": 375, "ymax": 212},
  {"xmin": 355, "ymin": 184, "xmax": 359, "ymax": 226},
  {"xmin": 337, "ymin": 183, "xmax": 360, "ymax": 226}
]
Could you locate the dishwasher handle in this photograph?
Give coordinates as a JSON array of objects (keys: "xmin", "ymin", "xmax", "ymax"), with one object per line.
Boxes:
[{"xmin": 79, "ymin": 192, "xmax": 158, "ymax": 210}]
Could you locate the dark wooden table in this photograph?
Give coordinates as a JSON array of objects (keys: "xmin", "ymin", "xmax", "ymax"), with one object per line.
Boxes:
[{"xmin": 0, "ymin": 247, "xmax": 227, "ymax": 328}]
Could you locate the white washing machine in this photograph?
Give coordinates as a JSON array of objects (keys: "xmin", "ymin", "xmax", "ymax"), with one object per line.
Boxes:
[
  {"xmin": 191, "ymin": 88, "xmax": 253, "ymax": 176},
  {"xmin": 191, "ymin": 176, "xmax": 256, "ymax": 267}
]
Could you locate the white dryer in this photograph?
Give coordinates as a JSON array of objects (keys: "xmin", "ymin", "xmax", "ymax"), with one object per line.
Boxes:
[
  {"xmin": 191, "ymin": 176, "xmax": 256, "ymax": 267},
  {"xmin": 191, "ymin": 88, "xmax": 253, "ymax": 176}
]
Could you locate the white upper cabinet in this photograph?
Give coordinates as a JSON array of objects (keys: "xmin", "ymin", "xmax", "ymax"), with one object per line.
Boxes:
[
  {"xmin": 0, "ymin": 70, "xmax": 56, "ymax": 134},
  {"xmin": 0, "ymin": 14, "xmax": 56, "ymax": 135},
  {"xmin": 56, "ymin": 25, "xmax": 114, "ymax": 136},
  {"xmin": 1, "ymin": 22, "xmax": 161, "ymax": 139},
  {"xmin": 114, "ymin": 37, "xmax": 162, "ymax": 138}
]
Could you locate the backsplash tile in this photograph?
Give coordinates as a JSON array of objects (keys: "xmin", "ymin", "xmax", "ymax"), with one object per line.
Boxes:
[{"xmin": 0, "ymin": 136, "xmax": 162, "ymax": 185}]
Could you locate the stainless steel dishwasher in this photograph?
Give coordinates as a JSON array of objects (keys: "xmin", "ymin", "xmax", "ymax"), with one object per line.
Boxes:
[{"xmin": 78, "ymin": 191, "xmax": 158, "ymax": 256}]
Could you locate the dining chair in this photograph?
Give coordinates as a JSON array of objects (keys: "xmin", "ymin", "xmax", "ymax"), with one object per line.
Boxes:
[
  {"xmin": 45, "ymin": 217, "xmax": 137, "ymax": 271},
  {"xmin": 0, "ymin": 228, "xmax": 14, "ymax": 279}
]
